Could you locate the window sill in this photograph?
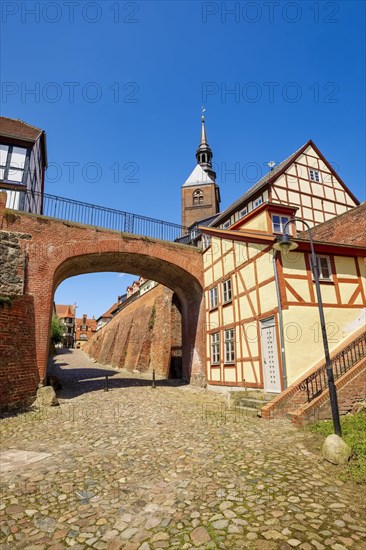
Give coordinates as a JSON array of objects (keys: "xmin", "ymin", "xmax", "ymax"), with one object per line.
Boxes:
[
  {"xmin": 224, "ymin": 362, "xmax": 235, "ymax": 366},
  {"xmin": 312, "ymin": 279, "xmax": 334, "ymax": 285},
  {"xmin": 211, "ymin": 363, "xmax": 220, "ymax": 367},
  {"xmin": 222, "ymin": 300, "xmax": 232, "ymax": 307},
  {"xmin": 209, "ymin": 306, "xmax": 218, "ymax": 312}
]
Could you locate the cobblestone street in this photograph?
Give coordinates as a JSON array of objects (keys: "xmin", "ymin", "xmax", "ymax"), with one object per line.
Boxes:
[{"xmin": 0, "ymin": 350, "xmax": 365, "ymax": 550}]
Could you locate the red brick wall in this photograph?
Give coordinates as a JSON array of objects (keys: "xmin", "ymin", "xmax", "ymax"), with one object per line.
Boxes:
[
  {"xmin": 84, "ymin": 285, "xmax": 182, "ymax": 377},
  {"xmin": 299, "ymin": 202, "xmax": 366, "ymax": 246},
  {"xmin": 291, "ymin": 359, "xmax": 366, "ymax": 425},
  {"xmin": 2, "ymin": 208, "xmax": 205, "ymax": 383},
  {"xmin": 181, "ymin": 184, "xmax": 219, "ymax": 228},
  {"xmin": 0, "ymin": 295, "xmax": 39, "ymax": 410},
  {"xmin": 0, "ymin": 192, "xmax": 6, "ymax": 228}
]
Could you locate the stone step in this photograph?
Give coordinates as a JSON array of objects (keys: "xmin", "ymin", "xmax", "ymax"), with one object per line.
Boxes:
[
  {"xmin": 231, "ymin": 392, "xmax": 276, "ymax": 412},
  {"xmin": 234, "ymin": 405, "xmax": 262, "ymax": 418},
  {"xmin": 231, "ymin": 390, "xmax": 275, "ymax": 402},
  {"xmin": 236, "ymin": 397, "xmax": 265, "ymax": 410}
]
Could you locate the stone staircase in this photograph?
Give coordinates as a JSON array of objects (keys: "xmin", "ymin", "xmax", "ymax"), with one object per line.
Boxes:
[
  {"xmin": 230, "ymin": 391, "xmax": 276, "ymax": 417},
  {"xmin": 262, "ymin": 330, "xmax": 366, "ymax": 425}
]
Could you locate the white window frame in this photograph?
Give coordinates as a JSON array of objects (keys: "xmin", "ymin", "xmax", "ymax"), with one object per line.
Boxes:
[
  {"xmin": 309, "ymin": 169, "xmax": 322, "ymax": 183},
  {"xmin": 0, "ymin": 144, "xmax": 28, "ymax": 184},
  {"xmin": 224, "ymin": 328, "xmax": 235, "ymax": 364},
  {"xmin": 190, "ymin": 228, "xmax": 198, "ymax": 240},
  {"xmin": 271, "ymin": 214, "xmax": 290, "ymax": 234},
  {"xmin": 238, "ymin": 206, "xmax": 248, "ymax": 219},
  {"xmin": 222, "ymin": 219, "xmax": 231, "ymax": 229},
  {"xmin": 222, "ymin": 279, "xmax": 232, "ymax": 304},
  {"xmin": 193, "ymin": 188, "xmax": 204, "ymax": 206},
  {"xmin": 211, "ymin": 332, "xmax": 220, "ymax": 364},
  {"xmin": 312, "ymin": 254, "xmax": 332, "ymax": 281},
  {"xmin": 202, "ymin": 234, "xmax": 211, "ymax": 250},
  {"xmin": 209, "ymin": 287, "xmax": 218, "ymax": 309},
  {"xmin": 253, "ymin": 196, "xmax": 263, "ymax": 209}
]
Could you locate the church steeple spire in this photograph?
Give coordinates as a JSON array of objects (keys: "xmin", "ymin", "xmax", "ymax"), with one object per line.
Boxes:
[
  {"xmin": 181, "ymin": 112, "xmax": 220, "ymax": 229},
  {"xmin": 196, "ymin": 114, "xmax": 213, "ymax": 168},
  {"xmin": 196, "ymin": 113, "xmax": 216, "ymax": 180}
]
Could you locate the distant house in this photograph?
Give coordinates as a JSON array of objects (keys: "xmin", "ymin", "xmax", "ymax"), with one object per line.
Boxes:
[
  {"xmin": 96, "ymin": 300, "xmax": 123, "ymax": 331},
  {"xmin": 55, "ymin": 304, "xmax": 76, "ymax": 348},
  {"xmin": 0, "ymin": 116, "xmax": 47, "ymax": 214},
  {"xmin": 75, "ymin": 314, "xmax": 97, "ymax": 348},
  {"xmin": 127, "ymin": 279, "xmax": 141, "ymax": 298},
  {"xmin": 139, "ymin": 278, "xmax": 157, "ymax": 296},
  {"xmin": 95, "ymin": 278, "xmax": 157, "ymax": 331}
]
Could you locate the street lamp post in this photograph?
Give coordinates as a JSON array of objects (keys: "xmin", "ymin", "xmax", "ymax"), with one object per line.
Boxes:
[{"xmin": 273, "ymin": 217, "xmax": 342, "ymax": 437}]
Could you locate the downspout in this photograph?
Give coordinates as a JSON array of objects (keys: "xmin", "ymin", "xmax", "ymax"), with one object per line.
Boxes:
[
  {"xmin": 41, "ymin": 166, "xmax": 45, "ymax": 215},
  {"xmin": 272, "ymin": 250, "xmax": 287, "ymax": 389}
]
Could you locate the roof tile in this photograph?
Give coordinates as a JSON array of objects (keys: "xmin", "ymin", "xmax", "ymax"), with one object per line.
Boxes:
[{"xmin": 0, "ymin": 116, "xmax": 43, "ymax": 141}]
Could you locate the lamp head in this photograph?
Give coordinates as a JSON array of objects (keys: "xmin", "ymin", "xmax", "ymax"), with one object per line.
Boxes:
[{"xmin": 273, "ymin": 233, "xmax": 298, "ymax": 254}]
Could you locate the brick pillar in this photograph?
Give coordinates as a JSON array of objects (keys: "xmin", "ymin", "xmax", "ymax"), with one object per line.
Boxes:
[
  {"xmin": 0, "ymin": 191, "xmax": 7, "ymax": 229},
  {"xmin": 31, "ymin": 274, "xmax": 54, "ymax": 383},
  {"xmin": 181, "ymin": 290, "xmax": 206, "ymax": 386}
]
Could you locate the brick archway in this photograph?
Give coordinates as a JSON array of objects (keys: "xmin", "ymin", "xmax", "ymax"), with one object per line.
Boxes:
[{"xmin": 2, "ymin": 210, "xmax": 206, "ymax": 386}]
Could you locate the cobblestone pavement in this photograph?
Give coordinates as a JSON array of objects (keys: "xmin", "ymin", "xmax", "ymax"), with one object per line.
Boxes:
[{"xmin": 1, "ymin": 350, "xmax": 365, "ymax": 550}]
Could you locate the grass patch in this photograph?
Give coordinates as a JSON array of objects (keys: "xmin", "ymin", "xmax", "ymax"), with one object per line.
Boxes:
[
  {"xmin": 149, "ymin": 305, "xmax": 156, "ymax": 331},
  {"xmin": 0, "ymin": 296, "xmax": 12, "ymax": 307},
  {"xmin": 308, "ymin": 410, "xmax": 366, "ymax": 484}
]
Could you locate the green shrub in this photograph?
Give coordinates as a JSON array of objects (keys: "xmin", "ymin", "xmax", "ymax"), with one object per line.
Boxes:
[
  {"xmin": 308, "ymin": 411, "xmax": 366, "ymax": 484},
  {"xmin": 51, "ymin": 315, "xmax": 64, "ymax": 344},
  {"xmin": 149, "ymin": 305, "xmax": 156, "ymax": 331},
  {"xmin": 0, "ymin": 296, "xmax": 12, "ymax": 307}
]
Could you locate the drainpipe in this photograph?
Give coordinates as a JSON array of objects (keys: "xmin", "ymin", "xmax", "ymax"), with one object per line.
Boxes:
[{"xmin": 272, "ymin": 250, "xmax": 287, "ymax": 389}]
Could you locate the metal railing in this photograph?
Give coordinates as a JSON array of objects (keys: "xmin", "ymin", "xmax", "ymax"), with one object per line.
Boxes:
[
  {"xmin": 4, "ymin": 189, "xmax": 189, "ymax": 243},
  {"xmin": 298, "ymin": 332, "xmax": 366, "ymax": 402}
]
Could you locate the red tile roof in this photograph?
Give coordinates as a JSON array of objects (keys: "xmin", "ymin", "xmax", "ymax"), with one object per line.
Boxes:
[
  {"xmin": 0, "ymin": 116, "xmax": 43, "ymax": 141},
  {"xmin": 55, "ymin": 304, "xmax": 76, "ymax": 318},
  {"xmin": 98, "ymin": 302, "xmax": 120, "ymax": 320},
  {"xmin": 299, "ymin": 203, "xmax": 366, "ymax": 247}
]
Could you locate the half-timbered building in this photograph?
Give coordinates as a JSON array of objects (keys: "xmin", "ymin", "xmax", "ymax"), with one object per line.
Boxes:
[
  {"xmin": 200, "ymin": 199, "xmax": 365, "ymax": 393},
  {"xmin": 0, "ymin": 117, "xmax": 47, "ymax": 214},
  {"xmin": 211, "ymin": 140, "xmax": 359, "ymax": 232}
]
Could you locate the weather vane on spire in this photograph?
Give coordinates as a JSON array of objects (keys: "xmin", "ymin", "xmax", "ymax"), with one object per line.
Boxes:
[{"xmin": 201, "ymin": 106, "xmax": 206, "ymax": 120}]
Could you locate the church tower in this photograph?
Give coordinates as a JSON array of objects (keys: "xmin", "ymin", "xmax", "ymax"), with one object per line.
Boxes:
[{"xmin": 181, "ymin": 115, "xmax": 221, "ymax": 229}]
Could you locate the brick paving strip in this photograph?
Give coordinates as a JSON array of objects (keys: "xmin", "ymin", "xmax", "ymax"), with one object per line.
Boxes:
[{"xmin": 0, "ymin": 350, "xmax": 365, "ymax": 550}]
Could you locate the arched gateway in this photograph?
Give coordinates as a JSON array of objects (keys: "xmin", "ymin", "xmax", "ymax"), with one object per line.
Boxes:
[{"xmin": 2, "ymin": 206, "xmax": 206, "ymax": 386}]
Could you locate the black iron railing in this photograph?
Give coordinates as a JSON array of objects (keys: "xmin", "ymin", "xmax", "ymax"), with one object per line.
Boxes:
[
  {"xmin": 5, "ymin": 189, "xmax": 189, "ymax": 243},
  {"xmin": 298, "ymin": 332, "xmax": 366, "ymax": 402}
]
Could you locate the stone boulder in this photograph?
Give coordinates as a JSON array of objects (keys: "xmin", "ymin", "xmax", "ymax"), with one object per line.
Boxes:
[
  {"xmin": 351, "ymin": 401, "xmax": 366, "ymax": 414},
  {"xmin": 32, "ymin": 386, "xmax": 59, "ymax": 408},
  {"xmin": 322, "ymin": 434, "xmax": 351, "ymax": 465}
]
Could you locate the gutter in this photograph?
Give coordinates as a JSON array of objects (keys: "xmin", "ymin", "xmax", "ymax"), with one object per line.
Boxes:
[{"xmin": 273, "ymin": 250, "xmax": 287, "ymax": 389}]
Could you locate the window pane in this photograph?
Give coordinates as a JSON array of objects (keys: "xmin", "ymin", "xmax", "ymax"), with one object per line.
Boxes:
[
  {"xmin": 0, "ymin": 145, "xmax": 9, "ymax": 166},
  {"xmin": 5, "ymin": 190, "xmax": 20, "ymax": 209},
  {"xmin": 211, "ymin": 333, "xmax": 220, "ymax": 363},
  {"xmin": 319, "ymin": 257, "xmax": 330, "ymax": 278},
  {"xmin": 10, "ymin": 147, "xmax": 27, "ymax": 169},
  {"xmin": 210, "ymin": 287, "xmax": 218, "ymax": 308},
  {"xmin": 8, "ymin": 168, "xmax": 24, "ymax": 182},
  {"xmin": 272, "ymin": 215, "xmax": 281, "ymax": 232},
  {"xmin": 223, "ymin": 280, "xmax": 232, "ymax": 302}
]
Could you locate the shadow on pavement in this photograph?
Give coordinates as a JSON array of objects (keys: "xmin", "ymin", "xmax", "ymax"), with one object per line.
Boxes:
[{"xmin": 47, "ymin": 354, "xmax": 187, "ymax": 400}]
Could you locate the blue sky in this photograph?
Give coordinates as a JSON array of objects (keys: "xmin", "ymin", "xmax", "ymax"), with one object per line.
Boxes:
[{"xmin": 1, "ymin": 1, "xmax": 365, "ymax": 318}]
